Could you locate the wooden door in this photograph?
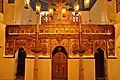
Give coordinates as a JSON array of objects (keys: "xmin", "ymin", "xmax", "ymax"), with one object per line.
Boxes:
[{"xmin": 52, "ymin": 46, "xmax": 68, "ymax": 80}]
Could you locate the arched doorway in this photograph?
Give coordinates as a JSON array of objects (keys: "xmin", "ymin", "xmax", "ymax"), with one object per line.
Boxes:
[
  {"xmin": 14, "ymin": 47, "xmax": 26, "ymax": 80},
  {"xmin": 94, "ymin": 48, "xmax": 105, "ymax": 80},
  {"xmin": 52, "ymin": 46, "xmax": 68, "ymax": 80}
]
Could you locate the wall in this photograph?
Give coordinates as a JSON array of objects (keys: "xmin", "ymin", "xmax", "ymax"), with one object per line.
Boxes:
[
  {"xmin": 89, "ymin": 0, "xmax": 103, "ymax": 24},
  {"xmin": 0, "ymin": 23, "xmax": 5, "ymax": 58},
  {"xmin": 106, "ymin": 2, "xmax": 120, "ymax": 79},
  {"xmin": 116, "ymin": 12, "xmax": 120, "ymax": 23},
  {"xmin": 68, "ymin": 59, "xmax": 95, "ymax": 80},
  {"xmin": 0, "ymin": 13, "xmax": 4, "ymax": 23},
  {"xmin": 3, "ymin": 0, "xmax": 38, "ymax": 25},
  {"xmin": 0, "ymin": 57, "xmax": 120, "ymax": 80},
  {"xmin": 0, "ymin": 58, "xmax": 15, "ymax": 80},
  {"xmin": 90, "ymin": 0, "xmax": 116, "ymax": 24},
  {"xmin": 4, "ymin": 0, "xmax": 26, "ymax": 24},
  {"xmin": 4, "ymin": 0, "xmax": 15, "ymax": 24},
  {"xmin": 81, "ymin": 11, "xmax": 91, "ymax": 24},
  {"xmin": 109, "ymin": 14, "xmax": 120, "ymax": 80},
  {"xmin": 25, "ymin": 59, "xmax": 51, "ymax": 80},
  {"xmin": 107, "ymin": 29, "xmax": 120, "ymax": 79},
  {"xmin": 0, "ymin": 58, "xmax": 95, "ymax": 80}
]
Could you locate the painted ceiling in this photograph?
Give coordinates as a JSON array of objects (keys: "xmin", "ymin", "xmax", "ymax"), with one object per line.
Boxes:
[{"xmin": 30, "ymin": 0, "xmax": 97, "ymax": 11}]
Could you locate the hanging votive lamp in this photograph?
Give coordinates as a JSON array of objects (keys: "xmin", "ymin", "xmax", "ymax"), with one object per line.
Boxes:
[
  {"xmin": 36, "ymin": 3, "xmax": 41, "ymax": 14},
  {"xmin": 49, "ymin": 8, "xmax": 54, "ymax": 16},
  {"xmin": 62, "ymin": 8, "xmax": 66, "ymax": 17},
  {"xmin": 62, "ymin": 8, "xmax": 66, "ymax": 14},
  {"xmin": 74, "ymin": 4, "xmax": 79, "ymax": 12},
  {"xmin": 24, "ymin": 0, "xmax": 29, "ymax": 9},
  {"xmin": 84, "ymin": 0, "xmax": 90, "ymax": 8}
]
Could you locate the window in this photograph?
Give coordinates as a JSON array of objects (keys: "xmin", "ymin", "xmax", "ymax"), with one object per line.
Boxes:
[{"xmin": 8, "ymin": 0, "xmax": 15, "ymax": 3}]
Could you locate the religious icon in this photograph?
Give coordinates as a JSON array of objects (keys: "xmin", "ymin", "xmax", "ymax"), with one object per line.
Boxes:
[{"xmin": 107, "ymin": 39, "xmax": 116, "ymax": 58}]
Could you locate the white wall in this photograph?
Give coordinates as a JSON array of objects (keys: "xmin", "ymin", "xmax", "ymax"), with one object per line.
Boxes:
[
  {"xmin": 68, "ymin": 59, "xmax": 79, "ymax": 80},
  {"xmin": 25, "ymin": 59, "xmax": 51, "ymax": 80},
  {"xmin": 0, "ymin": 23, "xmax": 5, "ymax": 58},
  {"xmin": 4, "ymin": 0, "xmax": 30, "ymax": 25},
  {"xmin": 107, "ymin": 6, "xmax": 120, "ymax": 80},
  {"xmin": 90, "ymin": 0, "xmax": 116, "ymax": 24},
  {"xmin": 4, "ymin": 0, "xmax": 15, "ymax": 24},
  {"xmin": 0, "ymin": 58, "xmax": 95, "ymax": 80},
  {"xmin": 0, "ymin": 13, "xmax": 4, "ymax": 23},
  {"xmin": 4, "ymin": 0, "xmax": 37, "ymax": 25},
  {"xmin": 0, "ymin": 58, "xmax": 15, "ymax": 80},
  {"xmin": 116, "ymin": 12, "xmax": 120, "ymax": 23}
]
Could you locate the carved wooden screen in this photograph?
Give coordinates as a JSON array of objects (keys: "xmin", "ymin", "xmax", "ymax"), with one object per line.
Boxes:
[
  {"xmin": 117, "ymin": 0, "xmax": 120, "ymax": 13},
  {"xmin": 52, "ymin": 47, "xmax": 68, "ymax": 80},
  {"xmin": 0, "ymin": 0, "xmax": 3, "ymax": 13}
]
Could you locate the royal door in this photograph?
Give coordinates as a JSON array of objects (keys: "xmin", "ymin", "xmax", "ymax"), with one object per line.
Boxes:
[{"xmin": 52, "ymin": 46, "xmax": 68, "ymax": 80}]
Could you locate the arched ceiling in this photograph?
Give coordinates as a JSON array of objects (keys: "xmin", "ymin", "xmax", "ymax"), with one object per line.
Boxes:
[{"xmin": 30, "ymin": 0, "xmax": 97, "ymax": 11}]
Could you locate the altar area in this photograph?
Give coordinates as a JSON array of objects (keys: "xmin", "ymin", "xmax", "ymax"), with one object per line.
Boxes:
[
  {"xmin": 0, "ymin": 0, "xmax": 119, "ymax": 80},
  {"xmin": 5, "ymin": 13, "xmax": 115, "ymax": 80}
]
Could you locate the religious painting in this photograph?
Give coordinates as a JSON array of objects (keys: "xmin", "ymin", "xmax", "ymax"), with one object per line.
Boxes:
[
  {"xmin": 52, "ymin": 46, "xmax": 68, "ymax": 80},
  {"xmin": 5, "ymin": 38, "xmax": 51, "ymax": 58},
  {"xmin": 107, "ymin": 39, "xmax": 116, "ymax": 58},
  {"xmin": 68, "ymin": 39, "xmax": 79, "ymax": 58},
  {"xmin": 25, "ymin": 38, "xmax": 35, "ymax": 57},
  {"xmin": 116, "ymin": 0, "xmax": 120, "ymax": 13},
  {"xmin": 38, "ymin": 39, "xmax": 51, "ymax": 58},
  {"xmin": 5, "ymin": 40, "xmax": 15, "ymax": 57},
  {"xmin": 5, "ymin": 25, "xmax": 51, "ymax": 58},
  {"xmin": 82, "ymin": 39, "xmax": 94, "ymax": 58}
]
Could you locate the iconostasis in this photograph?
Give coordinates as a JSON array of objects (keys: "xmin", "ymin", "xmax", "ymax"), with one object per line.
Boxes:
[{"xmin": 5, "ymin": 24, "xmax": 116, "ymax": 59}]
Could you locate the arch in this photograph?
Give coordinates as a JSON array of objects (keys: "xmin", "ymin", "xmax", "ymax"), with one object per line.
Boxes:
[
  {"xmin": 94, "ymin": 48, "xmax": 105, "ymax": 80},
  {"xmin": 95, "ymin": 46, "xmax": 107, "ymax": 58},
  {"xmin": 95, "ymin": 46, "xmax": 105, "ymax": 53},
  {"xmin": 52, "ymin": 46, "xmax": 68, "ymax": 80},
  {"xmin": 52, "ymin": 46, "xmax": 68, "ymax": 57}
]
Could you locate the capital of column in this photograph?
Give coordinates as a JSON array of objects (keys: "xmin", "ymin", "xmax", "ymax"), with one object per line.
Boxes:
[{"xmin": 31, "ymin": 48, "xmax": 41, "ymax": 53}]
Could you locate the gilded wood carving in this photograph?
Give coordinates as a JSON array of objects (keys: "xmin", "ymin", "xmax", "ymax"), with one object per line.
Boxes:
[
  {"xmin": 5, "ymin": 24, "xmax": 115, "ymax": 58},
  {"xmin": 0, "ymin": 0, "xmax": 3, "ymax": 13}
]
